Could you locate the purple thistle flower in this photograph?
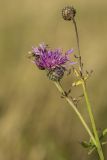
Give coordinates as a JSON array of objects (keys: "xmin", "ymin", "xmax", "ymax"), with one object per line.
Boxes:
[{"xmin": 32, "ymin": 43, "xmax": 74, "ymax": 70}]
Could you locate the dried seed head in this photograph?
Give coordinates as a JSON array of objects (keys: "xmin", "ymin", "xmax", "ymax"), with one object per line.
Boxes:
[{"xmin": 62, "ymin": 6, "xmax": 76, "ymax": 21}]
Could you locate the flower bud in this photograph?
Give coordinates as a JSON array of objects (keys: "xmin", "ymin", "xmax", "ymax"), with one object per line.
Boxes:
[{"xmin": 62, "ymin": 6, "xmax": 76, "ymax": 21}]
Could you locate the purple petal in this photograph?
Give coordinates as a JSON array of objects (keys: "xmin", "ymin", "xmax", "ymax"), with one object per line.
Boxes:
[
  {"xmin": 66, "ymin": 49, "xmax": 74, "ymax": 55},
  {"xmin": 32, "ymin": 47, "xmax": 40, "ymax": 55},
  {"xmin": 39, "ymin": 42, "xmax": 47, "ymax": 50},
  {"xmin": 69, "ymin": 61, "xmax": 77, "ymax": 65}
]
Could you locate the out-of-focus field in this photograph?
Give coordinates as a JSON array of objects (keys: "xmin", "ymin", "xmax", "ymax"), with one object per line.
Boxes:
[{"xmin": 0, "ymin": 0, "xmax": 107, "ymax": 159}]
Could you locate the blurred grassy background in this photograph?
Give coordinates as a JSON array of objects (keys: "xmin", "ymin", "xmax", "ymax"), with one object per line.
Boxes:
[{"xmin": 0, "ymin": 0, "xmax": 107, "ymax": 159}]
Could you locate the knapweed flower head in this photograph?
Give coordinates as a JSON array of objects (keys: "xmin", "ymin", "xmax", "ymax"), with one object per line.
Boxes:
[{"xmin": 30, "ymin": 43, "xmax": 75, "ymax": 81}]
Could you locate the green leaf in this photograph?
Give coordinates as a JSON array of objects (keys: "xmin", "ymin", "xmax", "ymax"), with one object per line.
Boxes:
[
  {"xmin": 102, "ymin": 128, "xmax": 107, "ymax": 136},
  {"xmin": 72, "ymin": 80, "xmax": 82, "ymax": 86},
  {"xmin": 99, "ymin": 128, "xmax": 107, "ymax": 141},
  {"xmin": 80, "ymin": 141, "xmax": 91, "ymax": 148},
  {"xmin": 80, "ymin": 140, "xmax": 96, "ymax": 155}
]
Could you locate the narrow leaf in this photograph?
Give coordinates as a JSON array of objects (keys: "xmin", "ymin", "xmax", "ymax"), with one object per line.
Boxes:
[
  {"xmin": 80, "ymin": 141, "xmax": 91, "ymax": 148},
  {"xmin": 72, "ymin": 80, "xmax": 82, "ymax": 86},
  {"xmin": 103, "ymin": 128, "xmax": 107, "ymax": 136}
]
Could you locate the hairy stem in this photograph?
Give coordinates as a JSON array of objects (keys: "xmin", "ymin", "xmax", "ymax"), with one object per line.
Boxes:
[
  {"xmin": 82, "ymin": 81, "xmax": 104, "ymax": 160},
  {"xmin": 54, "ymin": 81, "xmax": 96, "ymax": 146}
]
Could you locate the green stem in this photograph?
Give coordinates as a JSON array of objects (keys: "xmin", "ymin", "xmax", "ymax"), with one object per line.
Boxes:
[
  {"xmin": 54, "ymin": 81, "xmax": 96, "ymax": 146},
  {"xmin": 82, "ymin": 80, "xmax": 104, "ymax": 160},
  {"xmin": 72, "ymin": 18, "xmax": 80, "ymax": 56},
  {"xmin": 72, "ymin": 18, "xmax": 83, "ymax": 75}
]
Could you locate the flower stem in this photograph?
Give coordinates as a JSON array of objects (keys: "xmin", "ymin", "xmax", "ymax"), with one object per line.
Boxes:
[
  {"xmin": 72, "ymin": 18, "xmax": 80, "ymax": 56},
  {"xmin": 82, "ymin": 80, "xmax": 104, "ymax": 160},
  {"xmin": 54, "ymin": 81, "xmax": 96, "ymax": 146},
  {"xmin": 72, "ymin": 10, "xmax": 104, "ymax": 160},
  {"xmin": 72, "ymin": 18, "xmax": 83, "ymax": 75}
]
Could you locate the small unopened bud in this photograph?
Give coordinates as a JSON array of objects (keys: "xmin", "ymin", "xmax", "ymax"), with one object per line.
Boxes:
[{"xmin": 62, "ymin": 6, "xmax": 76, "ymax": 21}]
